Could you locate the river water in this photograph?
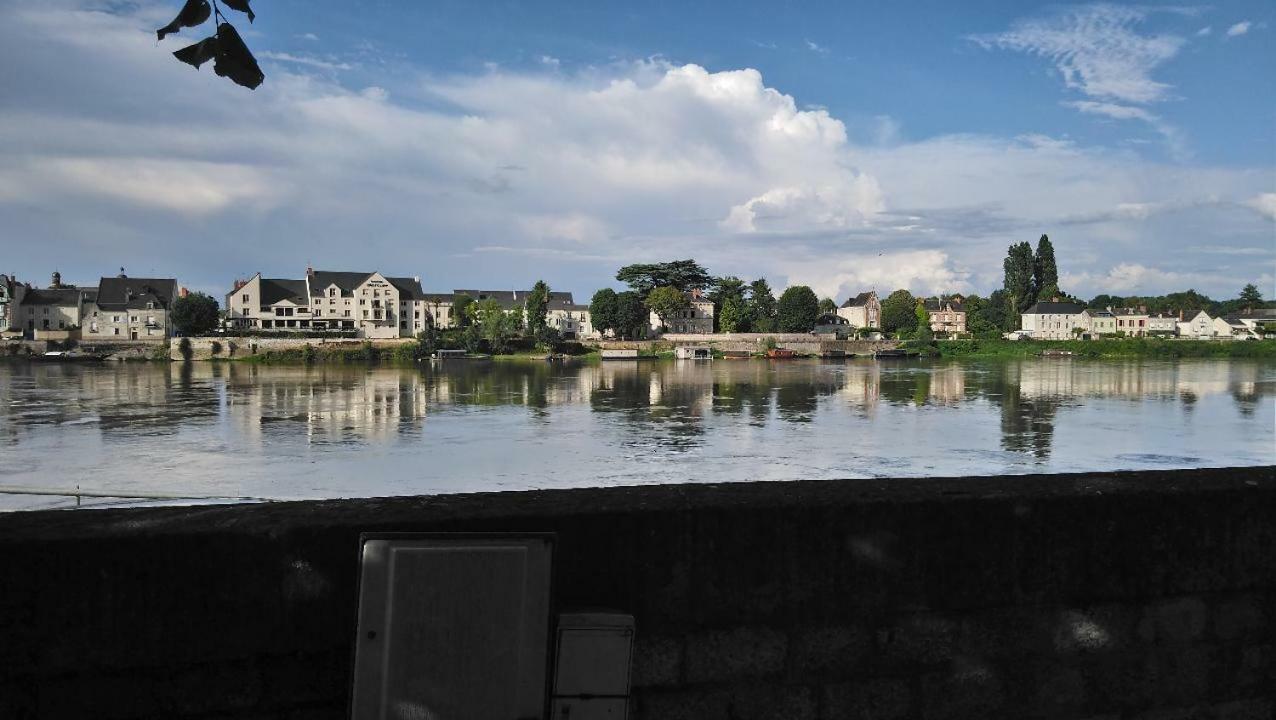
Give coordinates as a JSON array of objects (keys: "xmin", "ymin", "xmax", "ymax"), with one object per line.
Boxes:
[{"xmin": 1, "ymin": 358, "xmax": 1272, "ymax": 510}]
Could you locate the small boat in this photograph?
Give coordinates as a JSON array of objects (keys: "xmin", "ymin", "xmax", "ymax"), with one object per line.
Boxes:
[
  {"xmin": 1040, "ymin": 349, "xmax": 1074, "ymax": 357},
  {"xmin": 765, "ymin": 348, "xmax": 797, "ymax": 359},
  {"xmin": 873, "ymin": 349, "xmax": 913, "ymax": 359}
]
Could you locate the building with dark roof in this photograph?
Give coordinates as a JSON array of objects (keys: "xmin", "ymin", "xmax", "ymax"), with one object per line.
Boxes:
[
  {"xmin": 84, "ymin": 273, "xmax": 179, "ymax": 341},
  {"xmin": 1021, "ymin": 300, "xmax": 1088, "ymax": 340},
  {"xmin": 923, "ymin": 297, "xmax": 966, "ymax": 336},
  {"xmin": 225, "ymin": 269, "xmax": 434, "ymax": 338},
  {"xmin": 15, "ymin": 272, "xmax": 96, "ymax": 338},
  {"xmin": 836, "ymin": 291, "xmax": 881, "ymax": 329}
]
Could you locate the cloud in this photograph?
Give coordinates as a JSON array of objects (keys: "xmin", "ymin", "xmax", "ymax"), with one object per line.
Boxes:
[
  {"xmin": 805, "ymin": 39, "xmax": 829, "ymax": 55},
  {"xmin": 1245, "ymin": 193, "xmax": 1276, "ymax": 220},
  {"xmin": 1196, "ymin": 26, "xmax": 1212, "ymax": 36},
  {"xmin": 258, "ymin": 51, "xmax": 352, "ymax": 71},
  {"xmin": 972, "ymin": 5, "xmax": 1184, "ymax": 104},
  {"xmin": 1226, "ymin": 21, "xmax": 1252, "ymax": 37},
  {"xmin": 1064, "ymin": 101, "xmax": 1187, "ymax": 158},
  {"xmin": 0, "ymin": 0, "xmax": 1270, "ymax": 303}
]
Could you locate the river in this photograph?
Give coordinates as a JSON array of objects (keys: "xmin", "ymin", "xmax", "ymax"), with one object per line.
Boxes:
[{"xmin": 0, "ymin": 357, "xmax": 1271, "ymax": 510}]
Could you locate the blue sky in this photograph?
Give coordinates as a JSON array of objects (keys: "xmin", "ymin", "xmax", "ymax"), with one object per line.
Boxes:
[{"xmin": 0, "ymin": 0, "xmax": 1272, "ymax": 301}]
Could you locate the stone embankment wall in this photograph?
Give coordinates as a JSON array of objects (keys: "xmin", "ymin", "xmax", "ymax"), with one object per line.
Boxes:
[
  {"xmin": 599, "ymin": 333, "xmax": 896, "ymax": 355},
  {"xmin": 0, "ymin": 467, "xmax": 1271, "ymax": 720},
  {"xmin": 170, "ymin": 336, "xmax": 414, "ymax": 361}
]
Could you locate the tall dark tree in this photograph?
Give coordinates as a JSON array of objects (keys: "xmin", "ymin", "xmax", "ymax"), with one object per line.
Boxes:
[
  {"xmin": 614, "ymin": 291, "xmax": 648, "ymax": 340},
  {"xmin": 709, "ymin": 276, "xmax": 748, "ymax": 331},
  {"xmin": 1003, "ymin": 241, "xmax": 1035, "ymax": 314},
  {"xmin": 1239, "ymin": 283, "xmax": 1263, "ymax": 307},
  {"xmin": 819, "ymin": 297, "xmax": 838, "ymax": 315},
  {"xmin": 452, "ymin": 294, "xmax": 476, "ymax": 328},
  {"xmin": 1032, "ymin": 234, "xmax": 1058, "ymax": 300},
  {"xmin": 776, "ymin": 286, "xmax": 820, "ymax": 332},
  {"xmin": 171, "ymin": 292, "xmax": 220, "ymax": 335},
  {"xmin": 589, "ymin": 288, "xmax": 619, "ymax": 337},
  {"xmin": 615, "ymin": 260, "xmax": 712, "ymax": 297},
  {"xmin": 879, "ymin": 289, "xmax": 917, "ymax": 335},
  {"xmin": 748, "ymin": 278, "xmax": 777, "ymax": 332},
  {"xmin": 524, "ymin": 280, "xmax": 551, "ymax": 337},
  {"xmin": 985, "ymin": 290, "xmax": 1010, "ymax": 332}
]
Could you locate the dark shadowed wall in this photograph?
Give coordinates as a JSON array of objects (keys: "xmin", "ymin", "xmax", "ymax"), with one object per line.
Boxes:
[{"xmin": 0, "ymin": 467, "xmax": 1272, "ymax": 720}]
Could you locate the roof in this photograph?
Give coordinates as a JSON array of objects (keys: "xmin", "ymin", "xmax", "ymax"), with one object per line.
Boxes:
[
  {"xmin": 308, "ymin": 270, "xmax": 373, "ymax": 296},
  {"xmin": 840, "ymin": 291, "xmax": 876, "ymax": 308},
  {"xmin": 418, "ymin": 293, "xmax": 455, "ymax": 303},
  {"xmin": 95, "ymin": 276, "xmax": 177, "ymax": 311},
  {"xmin": 923, "ymin": 298, "xmax": 964, "ymax": 313},
  {"xmin": 385, "ymin": 277, "xmax": 425, "ymax": 300},
  {"xmin": 1112, "ymin": 308, "xmax": 1148, "ymax": 317},
  {"xmin": 20, "ymin": 286, "xmax": 92, "ymax": 306},
  {"xmin": 815, "ymin": 312, "xmax": 848, "ymax": 325},
  {"xmin": 1023, "ymin": 301, "xmax": 1087, "ymax": 315},
  {"xmin": 260, "ymin": 279, "xmax": 308, "ymax": 305},
  {"xmin": 1226, "ymin": 308, "xmax": 1276, "ymax": 321}
]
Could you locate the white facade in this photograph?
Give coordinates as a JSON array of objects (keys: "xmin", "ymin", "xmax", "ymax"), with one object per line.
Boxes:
[
  {"xmin": 1177, "ymin": 311, "xmax": 1232, "ymax": 339},
  {"xmin": 837, "ymin": 291, "xmax": 881, "ymax": 329},
  {"xmin": 1021, "ymin": 301, "xmax": 1088, "ymax": 340},
  {"xmin": 650, "ymin": 294, "xmax": 714, "ymax": 334}
]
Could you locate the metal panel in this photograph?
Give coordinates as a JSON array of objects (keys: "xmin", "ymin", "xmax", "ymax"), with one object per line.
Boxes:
[
  {"xmin": 351, "ymin": 535, "xmax": 554, "ymax": 720},
  {"xmin": 552, "ymin": 612, "xmax": 633, "ymax": 720}
]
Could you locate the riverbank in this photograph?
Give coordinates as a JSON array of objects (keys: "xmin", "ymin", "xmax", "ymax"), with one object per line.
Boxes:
[{"xmin": 936, "ymin": 337, "xmax": 1276, "ymax": 359}]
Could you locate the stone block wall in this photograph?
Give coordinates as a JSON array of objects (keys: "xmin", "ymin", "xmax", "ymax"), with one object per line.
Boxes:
[
  {"xmin": 0, "ymin": 467, "xmax": 1271, "ymax": 719},
  {"xmin": 170, "ymin": 336, "xmax": 414, "ymax": 361}
]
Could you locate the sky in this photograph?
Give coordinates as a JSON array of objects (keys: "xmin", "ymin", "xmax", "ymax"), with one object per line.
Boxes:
[{"xmin": 0, "ymin": 0, "xmax": 1272, "ymax": 303}]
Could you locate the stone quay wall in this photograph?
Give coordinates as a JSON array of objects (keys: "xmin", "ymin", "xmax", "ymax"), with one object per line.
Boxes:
[
  {"xmin": 0, "ymin": 466, "xmax": 1271, "ymax": 719},
  {"xmin": 170, "ymin": 336, "xmax": 414, "ymax": 361},
  {"xmin": 599, "ymin": 333, "xmax": 896, "ymax": 355}
]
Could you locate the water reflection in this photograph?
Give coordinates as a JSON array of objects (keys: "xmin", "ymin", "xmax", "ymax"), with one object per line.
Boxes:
[{"xmin": 0, "ymin": 358, "xmax": 1271, "ymax": 505}]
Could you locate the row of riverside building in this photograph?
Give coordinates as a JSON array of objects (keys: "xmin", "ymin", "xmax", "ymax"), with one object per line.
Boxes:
[
  {"xmin": 3, "ymin": 268, "xmax": 1270, "ymax": 343},
  {"xmin": 1, "ymin": 270, "xmax": 182, "ymax": 342}
]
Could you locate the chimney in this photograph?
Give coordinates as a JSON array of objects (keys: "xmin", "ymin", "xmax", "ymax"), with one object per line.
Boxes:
[
  {"xmin": 179, "ymin": 286, "xmax": 190, "ymax": 298},
  {"xmin": 306, "ymin": 265, "xmax": 315, "ymax": 278},
  {"xmin": 1178, "ymin": 308, "xmax": 1184, "ymax": 321},
  {"xmin": 414, "ymin": 276, "xmax": 421, "ymax": 284},
  {"xmin": 118, "ymin": 267, "xmax": 127, "ymax": 278},
  {"xmin": 51, "ymin": 271, "xmax": 61, "ymax": 288}
]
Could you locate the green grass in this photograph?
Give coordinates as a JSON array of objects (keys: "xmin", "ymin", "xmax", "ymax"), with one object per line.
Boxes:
[{"xmin": 936, "ymin": 338, "xmax": 1276, "ymax": 359}]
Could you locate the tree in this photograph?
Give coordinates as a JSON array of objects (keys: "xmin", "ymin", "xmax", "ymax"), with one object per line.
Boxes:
[
  {"xmin": 471, "ymin": 299, "xmax": 518, "ymax": 354},
  {"xmin": 964, "ymin": 294, "xmax": 1001, "ymax": 338},
  {"xmin": 819, "ymin": 297, "xmax": 838, "ymax": 315},
  {"xmin": 589, "ymin": 288, "xmax": 619, "ymax": 337},
  {"xmin": 709, "ymin": 276, "xmax": 747, "ymax": 331},
  {"xmin": 452, "ymin": 294, "xmax": 476, "ymax": 328},
  {"xmin": 614, "ymin": 291, "xmax": 648, "ymax": 339},
  {"xmin": 171, "ymin": 292, "xmax": 220, "ymax": 335},
  {"xmin": 646, "ymin": 286, "xmax": 689, "ymax": 331},
  {"xmin": 1240, "ymin": 283, "xmax": 1263, "ymax": 307},
  {"xmin": 748, "ymin": 278, "xmax": 777, "ymax": 332},
  {"xmin": 1003, "ymin": 241, "xmax": 1035, "ymax": 313},
  {"xmin": 879, "ymin": 289, "xmax": 917, "ymax": 335},
  {"xmin": 776, "ymin": 285, "xmax": 820, "ymax": 332},
  {"xmin": 985, "ymin": 289, "xmax": 1010, "ymax": 332},
  {"xmin": 615, "ymin": 259, "xmax": 712, "ymax": 297},
  {"xmin": 1088, "ymin": 294, "xmax": 1122, "ymax": 311},
  {"xmin": 1033, "ymin": 234, "xmax": 1058, "ymax": 300},
  {"xmin": 159, "ymin": 0, "xmax": 265, "ymax": 90},
  {"xmin": 524, "ymin": 280, "xmax": 551, "ymax": 337},
  {"xmin": 719, "ymin": 294, "xmax": 749, "ymax": 332},
  {"xmin": 914, "ymin": 301, "xmax": 933, "ymax": 340}
]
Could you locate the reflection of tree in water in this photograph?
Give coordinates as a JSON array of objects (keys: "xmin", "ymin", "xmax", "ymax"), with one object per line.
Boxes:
[
  {"xmin": 992, "ymin": 363, "xmax": 1064, "ymax": 459},
  {"xmin": 1229, "ymin": 381, "xmax": 1269, "ymax": 417},
  {"xmin": 588, "ymin": 363, "xmax": 706, "ymax": 447}
]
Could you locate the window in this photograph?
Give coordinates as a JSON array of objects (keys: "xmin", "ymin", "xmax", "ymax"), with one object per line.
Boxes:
[
  {"xmin": 113, "ymin": 327, "xmax": 119, "ymax": 335},
  {"xmin": 329, "ymin": 288, "xmax": 336, "ymax": 297},
  {"xmin": 363, "ymin": 310, "xmax": 368, "ymax": 318},
  {"xmin": 242, "ymin": 294, "xmax": 249, "ymax": 303},
  {"xmin": 345, "ymin": 310, "xmax": 351, "ymax": 317},
  {"xmin": 113, "ymin": 315, "xmax": 120, "ymax": 322},
  {"xmin": 131, "ymin": 315, "xmax": 138, "ymax": 322}
]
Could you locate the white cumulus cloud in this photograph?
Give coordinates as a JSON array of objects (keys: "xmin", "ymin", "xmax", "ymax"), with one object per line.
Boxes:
[{"xmin": 1226, "ymin": 21, "xmax": 1252, "ymax": 37}]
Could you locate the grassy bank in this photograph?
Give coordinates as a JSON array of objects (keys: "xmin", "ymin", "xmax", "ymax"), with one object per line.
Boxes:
[{"xmin": 936, "ymin": 338, "xmax": 1276, "ymax": 359}]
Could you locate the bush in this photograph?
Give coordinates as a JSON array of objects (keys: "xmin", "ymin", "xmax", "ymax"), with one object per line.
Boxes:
[
  {"xmin": 301, "ymin": 344, "xmax": 317, "ymax": 364},
  {"xmin": 209, "ymin": 340, "xmax": 222, "ymax": 355}
]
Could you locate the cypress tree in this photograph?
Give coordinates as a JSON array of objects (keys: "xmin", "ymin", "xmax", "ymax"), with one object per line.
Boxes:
[
  {"xmin": 1003, "ymin": 241, "xmax": 1035, "ymax": 313},
  {"xmin": 1033, "ymin": 234, "xmax": 1058, "ymax": 301}
]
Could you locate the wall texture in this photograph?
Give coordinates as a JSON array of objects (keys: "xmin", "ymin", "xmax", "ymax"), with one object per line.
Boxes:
[
  {"xmin": 0, "ymin": 467, "xmax": 1272, "ymax": 720},
  {"xmin": 171, "ymin": 336, "xmax": 414, "ymax": 361}
]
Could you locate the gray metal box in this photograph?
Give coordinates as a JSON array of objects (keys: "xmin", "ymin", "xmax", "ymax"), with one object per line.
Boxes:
[{"xmin": 551, "ymin": 612, "xmax": 634, "ymax": 720}]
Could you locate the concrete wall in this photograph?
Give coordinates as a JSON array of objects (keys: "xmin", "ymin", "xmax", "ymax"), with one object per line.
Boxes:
[
  {"xmin": 171, "ymin": 335, "xmax": 414, "ymax": 360},
  {"xmin": 0, "ymin": 467, "xmax": 1271, "ymax": 720}
]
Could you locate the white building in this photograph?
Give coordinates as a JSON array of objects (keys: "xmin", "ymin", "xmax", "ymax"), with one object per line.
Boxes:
[
  {"xmin": 1020, "ymin": 300, "xmax": 1088, "ymax": 340},
  {"xmin": 84, "ymin": 273, "xmax": 179, "ymax": 342},
  {"xmin": 1177, "ymin": 310, "xmax": 1233, "ymax": 339},
  {"xmin": 1081, "ymin": 309, "xmax": 1116, "ymax": 337},
  {"xmin": 837, "ymin": 291, "xmax": 881, "ymax": 329},
  {"xmin": 1145, "ymin": 314, "xmax": 1178, "ymax": 336},
  {"xmin": 1113, "ymin": 307, "xmax": 1150, "ymax": 337},
  {"xmin": 225, "ymin": 268, "xmax": 430, "ymax": 338}
]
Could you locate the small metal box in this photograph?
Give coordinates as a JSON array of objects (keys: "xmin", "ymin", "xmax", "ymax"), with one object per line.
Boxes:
[{"xmin": 551, "ymin": 612, "xmax": 634, "ymax": 719}]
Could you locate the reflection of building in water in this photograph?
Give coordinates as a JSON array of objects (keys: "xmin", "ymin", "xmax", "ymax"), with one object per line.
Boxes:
[
  {"xmin": 927, "ymin": 364, "xmax": 967, "ymax": 403},
  {"xmin": 225, "ymin": 365, "xmax": 428, "ymax": 444}
]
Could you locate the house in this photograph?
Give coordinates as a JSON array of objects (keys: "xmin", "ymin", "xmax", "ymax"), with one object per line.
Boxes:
[
  {"xmin": 1145, "ymin": 314, "xmax": 1178, "ymax": 336},
  {"xmin": 84, "ymin": 272, "xmax": 179, "ymax": 341},
  {"xmin": 812, "ymin": 312, "xmax": 851, "ymax": 338},
  {"xmin": 225, "ymin": 268, "xmax": 430, "ymax": 338},
  {"xmin": 1020, "ymin": 299, "xmax": 1088, "ymax": 340},
  {"xmin": 16, "ymin": 272, "xmax": 95, "ymax": 339},
  {"xmin": 1178, "ymin": 310, "xmax": 1232, "ymax": 339},
  {"xmin": 1112, "ymin": 307, "xmax": 1149, "ymax": 337},
  {"xmin": 548, "ymin": 303, "xmax": 596, "ymax": 339},
  {"xmin": 650, "ymin": 290, "xmax": 714, "ymax": 334},
  {"xmin": 836, "ymin": 291, "xmax": 881, "ymax": 329},
  {"xmin": 1082, "ymin": 308, "xmax": 1116, "ymax": 337},
  {"xmin": 1225, "ymin": 309, "xmax": 1276, "ymax": 339},
  {"xmin": 923, "ymin": 297, "xmax": 966, "ymax": 336}
]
